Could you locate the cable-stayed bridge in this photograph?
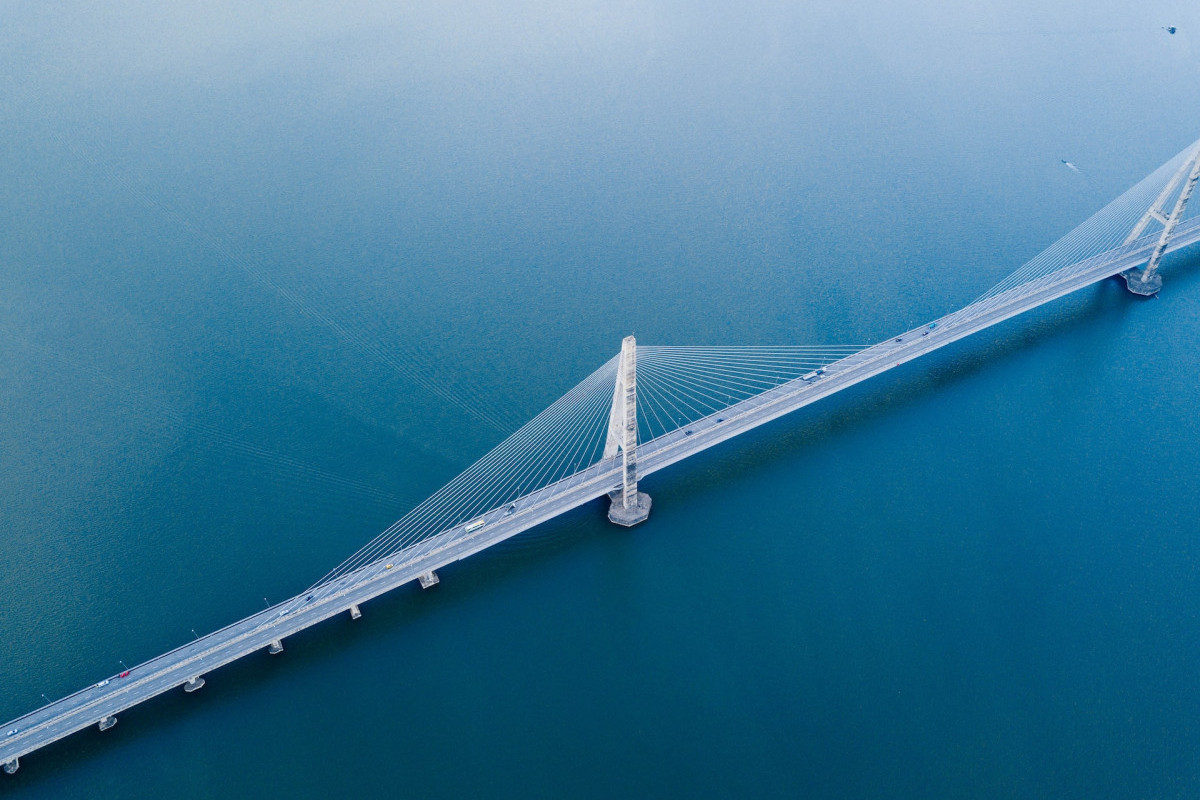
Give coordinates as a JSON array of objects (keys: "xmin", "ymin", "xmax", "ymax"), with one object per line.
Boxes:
[{"xmin": 5, "ymin": 138, "xmax": 1200, "ymax": 774}]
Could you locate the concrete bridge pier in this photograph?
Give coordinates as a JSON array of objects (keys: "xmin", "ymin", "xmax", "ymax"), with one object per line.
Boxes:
[
  {"xmin": 1122, "ymin": 268, "xmax": 1164, "ymax": 296},
  {"xmin": 608, "ymin": 491, "xmax": 651, "ymax": 526},
  {"xmin": 2, "ymin": 758, "xmax": 17, "ymax": 775},
  {"xmin": 418, "ymin": 571, "xmax": 439, "ymax": 589},
  {"xmin": 608, "ymin": 490, "xmax": 651, "ymax": 527},
  {"xmin": 98, "ymin": 716, "xmax": 117, "ymax": 732},
  {"xmin": 268, "ymin": 639, "xmax": 284, "ymax": 655},
  {"xmin": 183, "ymin": 676, "xmax": 205, "ymax": 693},
  {"xmin": 349, "ymin": 604, "xmax": 362, "ymax": 619},
  {"xmin": 605, "ymin": 336, "xmax": 651, "ymax": 527}
]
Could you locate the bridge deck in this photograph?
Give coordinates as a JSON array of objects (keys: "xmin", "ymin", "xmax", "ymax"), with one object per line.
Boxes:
[{"xmin": 4, "ymin": 217, "xmax": 1199, "ymax": 770}]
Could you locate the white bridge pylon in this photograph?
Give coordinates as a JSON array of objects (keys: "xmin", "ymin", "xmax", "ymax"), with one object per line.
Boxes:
[
  {"xmin": 1122, "ymin": 142, "xmax": 1200, "ymax": 295},
  {"xmin": 603, "ymin": 335, "xmax": 651, "ymax": 526}
]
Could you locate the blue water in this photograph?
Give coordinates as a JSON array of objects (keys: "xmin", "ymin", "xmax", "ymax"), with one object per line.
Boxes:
[{"xmin": 3, "ymin": 3, "xmax": 1200, "ymax": 797}]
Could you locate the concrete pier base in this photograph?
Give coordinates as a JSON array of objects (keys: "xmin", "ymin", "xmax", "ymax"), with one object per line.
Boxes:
[
  {"xmin": 2, "ymin": 758, "xmax": 17, "ymax": 775},
  {"xmin": 184, "ymin": 676, "xmax": 205, "ymax": 693},
  {"xmin": 607, "ymin": 492, "xmax": 652, "ymax": 527},
  {"xmin": 418, "ymin": 571, "xmax": 439, "ymax": 589},
  {"xmin": 349, "ymin": 604, "xmax": 362, "ymax": 620},
  {"xmin": 98, "ymin": 716, "xmax": 117, "ymax": 732},
  {"xmin": 268, "ymin": 639, "xmax": 284, "ymax": 655},
  {"xmin": 1121, "ymin": 268, "xmax": 1162, "ymax": 296}
]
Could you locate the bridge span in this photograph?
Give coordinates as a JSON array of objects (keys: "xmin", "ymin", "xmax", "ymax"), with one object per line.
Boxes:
[{"xmin": 4, "ymin": 147, "xmax": 1200, "ymax": 775}]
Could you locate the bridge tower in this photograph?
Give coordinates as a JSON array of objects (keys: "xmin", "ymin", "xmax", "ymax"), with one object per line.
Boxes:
[
  {"xmin": 1122, "ymin": 145, "xmax": 1200, "ymax": 295},
  {"xmin": 604, "ymin": 336, "xmax": 651, "ymax": 526}
]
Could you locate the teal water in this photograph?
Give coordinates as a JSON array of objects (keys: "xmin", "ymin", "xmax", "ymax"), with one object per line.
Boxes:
[{"xmin": 3, "ymin": 2, "xmax": 1200, "ymax": 797}]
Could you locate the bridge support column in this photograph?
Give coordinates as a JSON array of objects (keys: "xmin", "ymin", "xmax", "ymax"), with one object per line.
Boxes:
[
  {"xmin": 1121, "ymin": 145, "xmax": 1200, "ymax": 296},
  {"xmin": 349, "ymin": 604, "xmax": 362, "ymax": 619},
  {"xmin": 268, "ymin": 639, "xmax": 284, "ymax": 655},
  {"xmin": 2, "ymin": 757, "xmax": 17, "ymax": 775},
  {"xmin": 605, "ymin": 336, "xmax": 651, "ymax": 527},
  {"xmin": 184, "ymin": 676, "xmax": 205, "ymax": 693},
  {"xmin": 418, "ymin": 571, "xmax": 439, "ymax": 589},
  {"xmin": 98, "ymin": 715, "xmax": 117, "ymax": 732}
]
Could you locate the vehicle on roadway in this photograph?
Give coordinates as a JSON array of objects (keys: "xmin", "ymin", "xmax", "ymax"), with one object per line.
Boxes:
[
  {"xmin": 96, "ymin": 679, "xmax": 109, "ymax": 687},
  {"xmin": 5, "ymin": 729, "xmax": 17, "ymax": 737},
  {"xmin": 464, "ymin": 517, "xmax": 486, "ymax": 533},
  {"xmin": 801, "ymin": 368, "xmax": 827, "ymax": 382},
  {"xmin": 119, "ymin": 671, "xmax": 130, "ymax": 678}
]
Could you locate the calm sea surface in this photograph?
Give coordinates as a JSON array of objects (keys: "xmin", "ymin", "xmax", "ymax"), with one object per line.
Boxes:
[{"xmin": 3, "ymin": 3, "xmax": 1200, "ymax": 797}]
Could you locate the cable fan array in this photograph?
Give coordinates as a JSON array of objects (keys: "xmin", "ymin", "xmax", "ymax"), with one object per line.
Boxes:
[
  {"xmin": 301, "ymin": 356, "xmax": 620, "ymax": 595},
  {"xmin": 965, "ymin": 137, "xmax": 1200, "ymax": 311},
  {"xmin": 296, "ymin": 343, "xmax": 872, "ymax": 604},
  {"xmin": 635, "ymin": 346, "xmax": 866, "ymax": 441}
]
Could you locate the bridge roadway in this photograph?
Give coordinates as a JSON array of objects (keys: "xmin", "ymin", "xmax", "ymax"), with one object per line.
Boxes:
[{"xmin": 4, "ymin": 217, "xmax": 1199, "ymax": 772}]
